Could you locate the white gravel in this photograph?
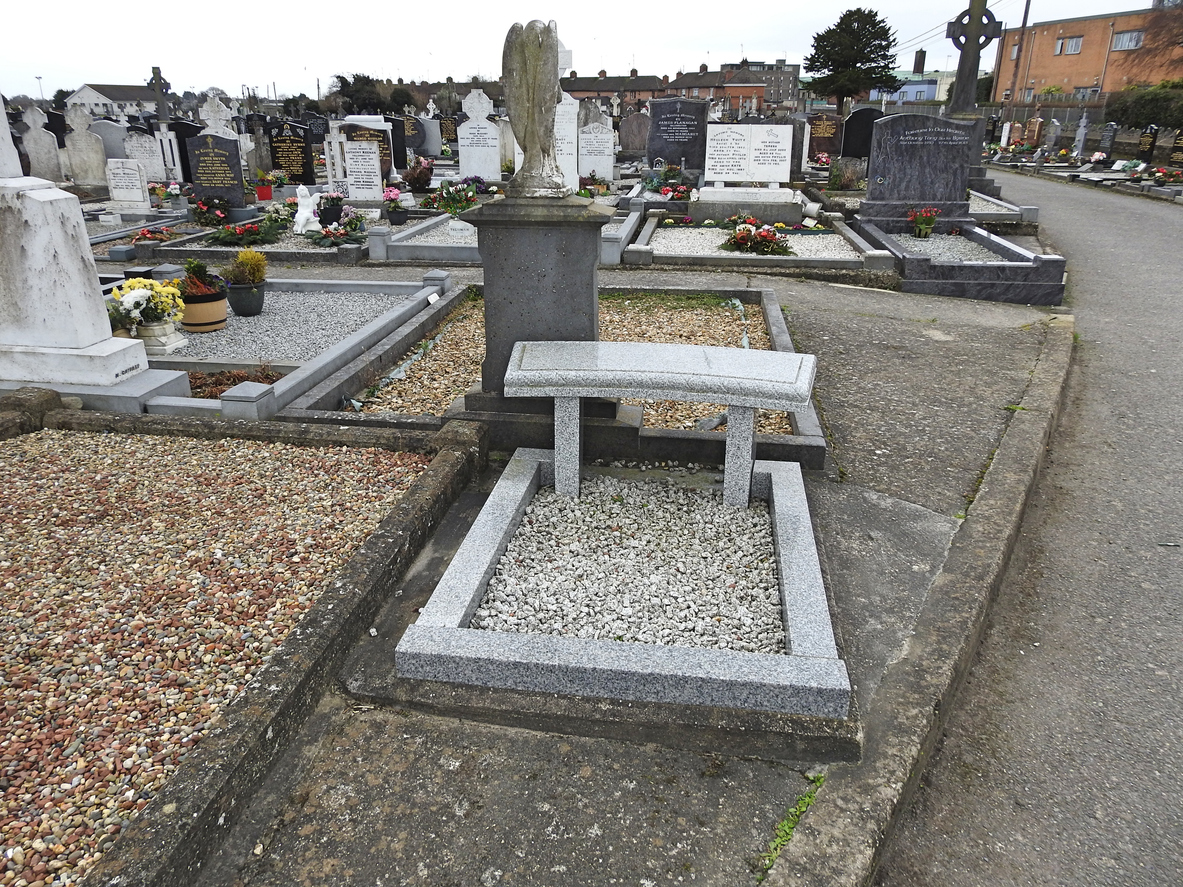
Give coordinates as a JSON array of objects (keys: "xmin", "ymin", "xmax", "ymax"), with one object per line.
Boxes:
[
  {"xmin": 403, "ymin": 222, "xmax": 478, "ymax": 245},
  {"xmin": 471, "ymin": 472, "xmax": 785, "ymax": 655},
  {"xmin": 969, "ymin": 193, "xmax": 1015, "ymax": 214},
  {"xmin": 173, "ymin": 290, "xmax": 412, "ymax": 362},
  {"xmin": 650, "ymin": 227, "xmax": 860, "ymax": 259},
  {"xmin": 894, "ymin": 233, "xmax": 1012, "ymax": 263}
]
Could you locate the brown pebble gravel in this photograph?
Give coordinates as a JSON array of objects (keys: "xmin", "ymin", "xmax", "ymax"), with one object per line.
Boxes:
[
  {"xmin": 0, "ymin": 431, "xmax": 429, "ymax": 887},
  {"xmin": 360, "ymin": 295, "xmax": 794, "ymax": 434}
]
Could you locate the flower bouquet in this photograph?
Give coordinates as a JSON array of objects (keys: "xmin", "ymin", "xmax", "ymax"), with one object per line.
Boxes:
[
  {"xmin": 719, "ymin": 223, "xmax": 794, "ymax": 256},
  {"xmin": 131, "ymin": 226, "xmax": 176, "ymax": 244},
  {"xmin": 420, "ymin": 182, "xmax": 478, "ymax": 217},
  {"xmin": 109, "ymin": 277, "xmax": 184, "ymax": 333},
  {"xmin": 907, "ymin": 206, "xmax": 941, "ymax": 238}
]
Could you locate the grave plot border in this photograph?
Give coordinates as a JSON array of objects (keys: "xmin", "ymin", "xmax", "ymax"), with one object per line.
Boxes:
[
  {"xmin": 150, "ymin": 231, "xmax": 366, "ymax": 265},
  {"xmin": 378, "ymin": 447, "xmax": 859, "ymax": 763},
  {"xmin": 2, "ymin": 398, "xmax": 487, "ymax": 887}
]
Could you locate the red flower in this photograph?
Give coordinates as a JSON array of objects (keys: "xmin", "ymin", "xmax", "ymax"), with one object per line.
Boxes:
[{"xmin": 234, "ymin": 226, "xmax": 245, "ymax": 235}]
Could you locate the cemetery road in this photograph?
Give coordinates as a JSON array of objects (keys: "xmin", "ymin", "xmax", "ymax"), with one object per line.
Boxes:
[{"xmin": 874, "ymin": 172, "xmax": 1183, "ymax": 885}]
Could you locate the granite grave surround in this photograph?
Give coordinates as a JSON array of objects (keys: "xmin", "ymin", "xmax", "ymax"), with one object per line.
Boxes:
[{"xmin": 394, "ymin": 447, "xmax": 854, "ymax": 747}]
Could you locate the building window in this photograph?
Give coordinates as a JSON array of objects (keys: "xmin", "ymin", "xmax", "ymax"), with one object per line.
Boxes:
[
  {"xmin": 692, "ymin": 87, "xmax": 699, "ymax": 97},
  {"xmin": 1010, "ymin": 43, "xmax": 1019, "ymax": 60},
  {"xmin": 1054, "ymin": 36, "xmax": 1083, "ymax": 55},
  {"xmin": 1024, "ymin": 88, "xmax": 1034, "ymax": 101},
  {"xmin": 1113, "ymin": 30, "xmax": 1143, "ymax": 50}
]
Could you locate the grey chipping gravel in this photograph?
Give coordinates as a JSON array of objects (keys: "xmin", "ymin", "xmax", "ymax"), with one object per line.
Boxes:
[
  {"xmin": 894, "ymin": 233, "xmax": 1014, "ymax": 262},
  {"xmin": 649, "ymin": 227, "xmax": 861, "ymax": 259}
]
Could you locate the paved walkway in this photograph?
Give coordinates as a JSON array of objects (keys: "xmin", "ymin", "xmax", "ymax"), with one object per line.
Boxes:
[{"xmin": 875, "ymin": 171, "xmax": 1183, "ymax": 884}]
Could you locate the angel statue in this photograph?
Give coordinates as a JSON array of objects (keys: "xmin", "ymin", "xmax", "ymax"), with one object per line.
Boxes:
[
  {"xmin": 292, "ymin": 185, "xmax": 322, "ymax": 234},
  {"xmin": 502, "ymin": 20, "xmax": 571, "ymax": 198}
]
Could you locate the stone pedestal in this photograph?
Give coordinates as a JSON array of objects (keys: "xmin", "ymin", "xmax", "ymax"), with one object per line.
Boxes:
[{"xmin": 464, "ymin": 195, "xmax": 614, "ymax": 400}]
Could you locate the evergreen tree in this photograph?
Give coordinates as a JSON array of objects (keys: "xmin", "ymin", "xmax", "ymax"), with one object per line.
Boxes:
[{"xmin": 804, "ymin": 8, "xmax": 902, "ymax": 110}]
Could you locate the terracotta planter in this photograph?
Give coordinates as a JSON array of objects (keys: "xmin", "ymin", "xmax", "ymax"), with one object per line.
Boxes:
[
  {"xmin": 227, "ymin": 282, "xmax": 266, "ymax": 317},
  {"xmin": 181, "ymin": 295, "xmax": 228, "ymax": 332},
  {"xmin": 256, "ymin": 185, "xmax": 273, "ymax": 201}
]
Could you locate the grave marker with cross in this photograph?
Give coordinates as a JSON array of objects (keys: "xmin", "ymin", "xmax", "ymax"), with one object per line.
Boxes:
[{"xmin": 946, "ymin": 0, "xmax": 1003, "ymax": 115}]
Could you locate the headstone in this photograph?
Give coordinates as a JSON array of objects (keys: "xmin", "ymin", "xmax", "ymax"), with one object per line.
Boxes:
[
  {"xmin": 497, "ymin": 118, "xmax": 516, "ymax": 170},
  {"xmin": 343, "ymin": 140, "xmax": 383, "ymax": 200},
  {"xmin": 186, "ymin": 133, "xmax": 246, "ymax": 208},
  {"xmin": 807, "ymin": 112, "xmax": 842, "ymax": 158},
  {"xmin": 267, "ymin": 120, "xmax": 316, "ymax": 185},
  {"xmin": 840, "ymin": 108, "xmax": 883, "ymax": 159},
  {"xmin": 64, "ymin": 106, "xmax": 106, "ymax": 186},
  {"xmin": 577, "ymin": 121, "xmax": 614, "ymax": 180},
  {"xmin": 1097, "ymin": 122, "xmax": 1119, "ymax": 161},
  {"xmin": 1043, "ymin": 119, "xmax": 1062, "ymax": 151},
  {"xmin": 199, "ymin": 97, "xmax": 236, "ymax": 139},
  {"xmin": 88, "ymin": 119, "xmax": 128, "ymax": 160},
  {"xmin": 439, "ymin": 116, "xmax": 458, "ymax": 142},
  {"xmin": 1137, "ymin": 124, "xmax": 1159, "ymax": 164},
  {"xmin": 860, "ymin": 114, "xmax": 976, "ymax": 223},
  {"xmin": 419, "ymin": 117, "xmax": 443, "ymax": 156},
  {"xmin": 403, "ymin": 115, "xmax": 426, "ymax": 155},
  {"xmin": 578, "ymin": 98, "xmax": 609, "ymax": 130},
  {"xmin": 231, "ymin": 115, "xmax": 248, "ymax": 135},
  {"xmin": 704, "ymin": 124, "xmax": 792, "ymax": 183},
  {"xmin": 44, "ymin": 110, "xmax": 68, "ymax": 149},
  {"xmin": 301, "ymin": 112, "xmax": 329, "ymax": 144},
  {"xmin": 382, "ymin": 117, "xmax": 408, "ymax": 170},
  {"xmin": 618, "ymin": 112, "xmax": 650, "ymax": 153},
  {"xmin": 984, "ymin": 115, "xmax": 1000, "ymax": 146},
  {"xmin": 999, "ymin": 121, "xmax": 1012, "ymax": 147},
  {"xmin": 789, "ymin": 115, "xmax": 810, "ymax": 180},
  {"xmin": 1170, "ymin": 131, "xmax": 1183, "ymax": 166},
  {"xmin": 554, "ymin": 92, "xmax": 579, "ymax": 190},
  {"xmin": 1073, "ymin": 114, "xmax": 1089, "ymax": 157},
  {"xmin": 609, "ymin": 95, "xmax": 621, "ymax": 119},
  {"xmin": 105, "ymin": 158, "xmax": 152, "ymax": 212},
  {"xmin": 341, "ymin": 119, "xmax": 394, "ymax": 181},
  {"xmin": 1024, "ymin": 116, "xmax": 1044, "ymax": 147},
  {"xmin": 458, "ymin": 90, "xmax": 502, "ymax": 180},
  {"xmin": 123, "ymin": 129, "xmax": 166, "ymax": 181},
  {"xmin": 21, "ymin": 107, "xmax": 63, "ymax": 182},
  {"xmin": 646, "ymin": 98, "xmax": 709, "ymax": 169}
]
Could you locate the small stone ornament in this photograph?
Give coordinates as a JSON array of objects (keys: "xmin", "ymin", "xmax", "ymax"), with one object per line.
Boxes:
[{"xmin": 292, "ymin": 185, "xmax": 322, "ymax": 234}]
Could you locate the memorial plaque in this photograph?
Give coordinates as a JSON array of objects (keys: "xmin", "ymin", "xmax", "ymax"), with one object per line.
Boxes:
[
  {"xmin": 647, "ymin": 97, "xmax": 709, "ymax": 170},
  {"xmin": 749, "ymin": 125, "xmax": 792, "ymax": 182},
  {"xmin": 1170, "ymin": 132, "xmax": 1183, "ymax": 166},
  {"xmin": 841, "ymin": 108, "xmax": 883, "ymax": 158},
  {"xmin": 1097, "ymin": 122, "xmax": 1119, "ymax": 160},
  {"xmin": 861, "ymin": 114, "xmax": 975, "ymax": 221},
  {"xmin": 123, "ymin": 130, "xmax": 166, "ymax": 180},
  {"xmin": 343, "ymin": 140, "xmax": 383, "ymax": 200},
  {"xmin": 186, "ymin": 133, "xmax": 245, "ymax": 207},
  {"xmin": 267, "ymin": 121, "xmax": 316, "ymax": 184},
  {"xmin": 342, "ymin": 123, "xmax": 393, "ymax": 180},
  {"xmin": 458, "ymin": 90, "xmax": 499, "ymax": 180},
  {"xmin": 807, "ymin": 113, "xmax": 842, "ymax": 158},
  {"xmin": 705, "ymin": 124, "xmax": 792, "ymax": 183},
  {"xmin": 439, "ymin": 116, "xmax": 458, "ymax": 142},
  {"xmin": 1137, "ymin": 124, "xmax": 1159, "ymax": 163},
  {"xmin": 705, "ymin": 125, "xmax": 750, "ymax": 181},
  {"xmin": 403, "ymin": 116, "xmax": 425, "ymax": 153},
  {"xmin": 577, "ymin": 121, "xmax": 615, "ymax": 179}
]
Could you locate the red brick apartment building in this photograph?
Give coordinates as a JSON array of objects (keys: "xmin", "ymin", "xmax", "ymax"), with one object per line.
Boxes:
[{"xmin": 992, "ymin": 5, "xmax": 1183, "ymax": 102}]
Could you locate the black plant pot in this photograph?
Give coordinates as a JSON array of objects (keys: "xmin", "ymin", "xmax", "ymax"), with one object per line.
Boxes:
[
  {"xmin": 226, "ymin": 282, "xmax": 266, "ymax": 317},
  {"xmin": 318, "ymin": 205, "xmax": 343, "ymax": 226},
  {"xmin": 386, "ymin": 208, "xmax": 410, "ymax": 225}
]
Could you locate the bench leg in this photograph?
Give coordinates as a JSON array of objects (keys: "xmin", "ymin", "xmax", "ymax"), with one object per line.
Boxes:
[
  {"xmin": 723, "ymin": 405, "xmax": 755, "ymax": 507},
  {"xmin": 553, "ymin": 396, "xmax": 582, "ymax": 497}
]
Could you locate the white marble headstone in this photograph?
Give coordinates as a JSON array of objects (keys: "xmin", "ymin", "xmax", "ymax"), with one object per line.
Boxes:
[
  {"xmin": 343, "ymin": 141, "xmax": 383, "ymax": 200},
  {"xmin": 554, "ymin": 92, "xmax": 579, "ymax": 191},
  {"xmin": 459, "ymin": 90, "xmax": 502, "ymax": 180},
  {"xmin": 0, "ymin": 113, "xmax": 21, "ymax": 176},
  {"xmin": 577, "ymin": 122, "xmax": 615, "ymax": 179},
  {"xmin": 106, "ymin": 158, "xmax": 151, "ymax": 209},
  {"xmin": 199, "ymin": 96, "xmax": 237, "ymax": 139},
  {"xmin": 124, "ymin": 131, "xmax": 167, "ymax": 181}
]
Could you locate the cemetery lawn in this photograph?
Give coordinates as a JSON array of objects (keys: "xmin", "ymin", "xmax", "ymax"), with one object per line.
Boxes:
[
  {"xmin": 359, "ymin": 292, "xmax": 794, "ymax": 435},
  {"xmin": 0, "ymin": 432, "xmax": 430, "ymax": 887}
]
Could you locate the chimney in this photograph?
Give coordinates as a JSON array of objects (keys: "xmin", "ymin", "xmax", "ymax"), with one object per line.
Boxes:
[
  {"xmin": 663, "ymin": 75, "xmax": 669, "ymax": 85},
  {"xmin": 599, "ymin": 69, "xmax": 607, "ymax": 78},
  {"xmin": 699, "ymin": 63, "xmax": 708, "ymax": 74},
  {"xmin": 630, "ymin": 68, "xmax": 638, "ymax": 78}
]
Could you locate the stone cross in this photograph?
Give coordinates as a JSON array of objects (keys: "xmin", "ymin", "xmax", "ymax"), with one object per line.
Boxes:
[
  {"xmin": 426, "ymin": 99, "xmax": 437, "ymax": 117},
  {"xmin": 462, "ymin": 89, "xmax": 495, "ymax": 120},
  {"xmin": 502, "ymin": 19, "xmax": 569, "ymax": 198},
  {"xmin": 149, "ymin": 66, "xmax": 172, "ymax": 124},
  {"xmin": 199, "ymin": 96, "xmax": 237, "ymax": 139},
  {"xmin": 946, "ymin": 0, "xmax": 1003, "ymax": 115},
  {"xmin": 609, "ymin": 95, "xmax": 621, "ymax": 117}
]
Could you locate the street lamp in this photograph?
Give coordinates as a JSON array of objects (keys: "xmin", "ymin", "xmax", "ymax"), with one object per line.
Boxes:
[{"xmin": 35, "ymin": 76, "xmax": 43, "ymax": 101}]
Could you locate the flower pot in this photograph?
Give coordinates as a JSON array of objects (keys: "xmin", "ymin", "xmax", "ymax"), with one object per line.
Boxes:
[
  {"xmin": 385, "ymin": 207, "xmax": 409, "ymax": 225},
  {"xmin": 913, "ymin": 227, "xmax": 933, "ymax": 239},
  {"xmin": 112, "ymin": 328, "xmax": 132, "ymax": 338},
  {"xmin": 227, "ymin": 282, "xmax": 267, "ymax": 317},
  {"xmin": 318, "ymin": 205, "xmax": 343, "ymax": 226},
  {"xmin": 256, "ymin": 185, "xmax": 273, "ymax": 201},
  {"xmin": 180, "ymin": 295, "xmax": 228, "ymax": 332}
]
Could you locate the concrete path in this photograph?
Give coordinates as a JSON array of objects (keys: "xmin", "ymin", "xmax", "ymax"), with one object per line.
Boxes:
[{"xmin": 875, "ymin": 171, "xmax": 1183, "ymax": 884}]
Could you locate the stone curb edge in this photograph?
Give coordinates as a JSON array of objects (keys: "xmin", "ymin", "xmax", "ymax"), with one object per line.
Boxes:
[
  {"xmin": 766, "ymin": 315, "xmax": 1075, "ymax": 886},
  {"xmin": 6, "ymin": 409, "xmax": 491, "ymax": 887}
]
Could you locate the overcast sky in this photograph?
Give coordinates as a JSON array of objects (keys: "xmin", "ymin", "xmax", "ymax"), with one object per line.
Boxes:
[{"xmin": 1, "ymin": 0, "xmax": 1150, "ymax": 103}]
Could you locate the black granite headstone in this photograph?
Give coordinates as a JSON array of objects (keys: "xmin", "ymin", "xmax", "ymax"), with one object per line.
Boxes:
[
  {"xmin": 840, "ymin": 108, "xmax": 883, "ymax": 159},
  {"xmin": 267, "ymin": 121, "xmax": 316, "ymax": 185},
  {"xmin": 1097, "ymin": 122, "xmax": 1119, "ymax": 160},
  {"xmin": 861, "ymin": 114, "xmax": 975, "ymax": 222},
  {"xmin": 342, "ymin": 123, "xmax": 393, "ymax": 180},
  {"xmin": 439, "ymin": 116, "xmax": 458, "ymax": 142},
  {"xmin": 186, "ymin": 133, "xmax": 246, "ymax": 208},
  {"xmin": 301, "ymin": 113, "xmax": 329, "ymax": 144},
  {"xmin": 984, "ymin": 115, "xmax": 1000, "ymax": 145},
  {"xmin": 646, "ymin": 98, "xmax": 709, "ymax": 170},
  {"xmin": 806, "ymin": 112, "xmax": 842, "ymax": 158},
  {"xmin": 45, "ymin": 110, "xmax": 68, "ymax": 149},
  {"xmin": 1137, "ymin": 124, "xmax": 1159, "ymax": 164},
  {"xmin": 169, "ymin": 120, "xmax": 203, "ymax": 182},
  {"xmin": 382, "ymin": 116, "xmax": 408, "ymax": 170},
  {"xmin": 246, "ymin": 113, "xmax": 268, "ymax": 130},
  {"xmin": 1170, "ymin": 132, "xmax": 1183, "ymax": 166},
  {"xmin": 403, "ymin": 115, "xmax": 426, "ymax": 153}
]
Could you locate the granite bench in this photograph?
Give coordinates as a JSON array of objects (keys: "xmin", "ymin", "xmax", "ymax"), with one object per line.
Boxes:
[{"xmin": 502, "ymin": 340, "xmax": 817, "ymax": 506}]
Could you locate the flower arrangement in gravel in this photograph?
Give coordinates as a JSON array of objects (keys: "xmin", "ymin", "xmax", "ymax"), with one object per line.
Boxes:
[
  {"xmin": 318, "ymin": 190, "xmax": 345, "ymax": 207},
  {"xmin": 383, "ymin": 186, "xmax": 403, "ymax": 210},
  {"xmin": 1090, "ymin": 152, "xmax": 1107, "ymax": 163},
  {"xmin": 813, "ymin": 152, "xmax": 831, "ymax": 166},
  {"xmin": 110, "ymin": 277, "xmax": 185, "ymax": 329},
  {"xmin": 642, "ymin": 164, "xmax": 683, "ymax": 193},
  {"xmin": 719, "ymin": 223, "xmax": 795, "ymax": 256},
  {"xmin": 403, "ymin": 155, "xmax": 435, "ymax": 192},
  {"xmin": 458, "ymin": 175, "xmax": 491, "ymax": 194},
  {"xmin": 206, "ymin": 217, "xmax": 284, "ymax": 246},
  {"xmin": 660, "ymin": 184, "xmax": 692, "ymax": 200},
  {"xmin": 264, "ymin": 201, "xmax": 294, "ymax": 227},
  {"xmin": 420, "ymin": 182, "xmax": 478, "ymax": 217},
  {"xmin": 178, "ymin": 259, "xmax": 227, "ymax": 302},
  {"xmin": 193, "ymin": 197, "xmax": 230, "ymax": 226},
  {"xmin": 907, "ymin": 206, "xmax": 941, "ymax": 237},
  {"xmin": 131, "ymin": 226, "xmax": 176, "ymax": 243},
  {"xmin": 661, "ymin": 216, "xmax": 696, "ymax": 226},
  {"xmin": 1154, "ymin": 167, "xmax": 1183, "ymax": 184},
  {"xmin": 304, "ymin": 224, "xmax": 366, "ymax": 248},
  {"xmin": 269, "ymin": 170, "xmax": 290, "ymax": 186},
  {"xmin": 723, "ymin": 212, "xmax": 765, "ymax": 230},
  {"xmin": 337, "ymin": 205, "xmax": 366, "ymax": 232}
]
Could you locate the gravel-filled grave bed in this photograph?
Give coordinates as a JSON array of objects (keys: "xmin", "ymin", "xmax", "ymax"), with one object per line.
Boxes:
[
  {"xmin": 358, "ymin": 292, "xmax": 795, "ymax": 435},
  {"xmin": 649, "ymin": 227, "xmax": 860, "ymax": 260},
  {"xmin": 893, "ymin": 233, "xmax": 1015, "ymax": 263},
  {"xmin": 0, "ymin": 432, "xmax": 430, "ymax": 887}
]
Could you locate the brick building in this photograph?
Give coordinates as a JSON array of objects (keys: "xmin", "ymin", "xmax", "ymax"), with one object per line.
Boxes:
[{"xmin": 991, "ymin": 6, "xmax": 1183, "ymax": 102}]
